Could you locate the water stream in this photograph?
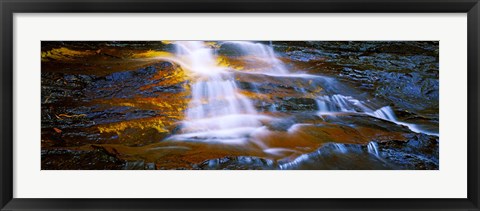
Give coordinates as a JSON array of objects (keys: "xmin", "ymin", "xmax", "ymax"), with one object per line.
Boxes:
[
  {"xmin": 40, "ymin": 40, "xmax": 440, "ymax": 170},
  {"xmin": 168, "ymin": 41, "xmax": 437, "ymax": 164},
  {"xmin": 221, "ymin": 41, "xmax": 289, "ymax": 74},
  {"xmin": 170, "ymin": 41, "xmax": 268, "ymax": 144},
  {"xmin": 316, "ymin": 94, "xmax": 438, "ymax": 136}
]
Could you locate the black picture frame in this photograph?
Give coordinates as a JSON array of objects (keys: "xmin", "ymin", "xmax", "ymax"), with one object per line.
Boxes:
[{"xmin": 1, "ymin": 0, "xmax": 479, "ymax": 210}]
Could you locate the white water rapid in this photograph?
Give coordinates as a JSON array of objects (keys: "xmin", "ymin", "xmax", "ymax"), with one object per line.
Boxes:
[
  {"xmin": 315, "ymin": 95, "xmax": 438, "ymax": 136},
  {"xmin": 169, "ymin": 41, "xmax": 268, "ymax": 144},
  {"xmin": 168, "ymin": 40, "xmax": 437, "ymax": 149}
]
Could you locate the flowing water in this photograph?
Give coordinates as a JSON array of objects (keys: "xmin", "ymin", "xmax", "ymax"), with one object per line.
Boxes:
[
  {"xmin": 316, "ymin": 94, "xmax": 439, "ymax": 136},
  {"xmin": 170, "ymin": 41, "xmax": 268, "ymax": 144},
  {"xmin": 40, "ymin": 41, "xmax": 439, "ymax": 170},
  {"xmin": 221, "ymin": 41, "xmax": 289, "ymax": 74},
  {"xmin": 167, "ymin": 41, "xmax": 437, "ymax": 168},
  {"xmin": 367, "ymin": 142, "xmax": 381, "ymax": 157}
]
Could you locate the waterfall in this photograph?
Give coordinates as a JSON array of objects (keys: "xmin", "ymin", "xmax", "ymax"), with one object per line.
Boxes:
[
  {"xmin": 169, "ymin": 41, "xmax": 268, "ymax": 144},
  {"xmin": 220, "ymin": 41, "xmax": 288, "ymax": 74},
  {"xmin": 369, "ymin": 106, "xmax": 439, "ymax": 136},
  {"xmin": 316, "ymin": 94, "xmax": 371, "ymax": 114},
  {"xmin": 169, "ymin": 41, "xmax": 437, "ymax": 146},
  {"xmin": 332, "ymin": 143, "xmax": 348, "ymax": 153},
  {"xmin": 370, "ymin": 106, "xmax": 397, "ymax": 121},
  {"xmin": 316, "ymin": 94, "xmax": 438, "ymax": 136},
  {"xmin": 367, "ymin": 142, "xmax": 380, "ymax": 157}
]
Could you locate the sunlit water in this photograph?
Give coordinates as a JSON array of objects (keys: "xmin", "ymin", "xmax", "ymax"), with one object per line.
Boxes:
[
  {"xmin": 166, "ymin": 41, "xmax": 437, "ymax": 168},
  {"xmin": 169, "ymin": 41, "xmax": 267, "ymax": 144}
]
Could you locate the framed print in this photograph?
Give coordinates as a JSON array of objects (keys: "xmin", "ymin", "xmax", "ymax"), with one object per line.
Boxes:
[{"xmin": 1, "ymin": 0, "xmax": 479, "ymax": 210}]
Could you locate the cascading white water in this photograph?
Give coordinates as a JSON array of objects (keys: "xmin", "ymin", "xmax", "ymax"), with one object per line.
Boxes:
[
  {"xmin": 316, "ymin": 94, "xmax": 438, "ymax": 136},
  {"xmin": 316, "ymin": 94, "xmax": 371, "ymax": 114},
  {"xmin": 332, "ymin": 143, "xmax": 348, "ymax": 153},
  {"xmin": 370, "ymin": 106, "xmax": 397, "ymax": 121},
  {"xmin": 169, "ymin": 41, "xmax": 436, "ymax": 146},
  {"xmin": 371, "ymin": 106, "xmax": 439, "ymax": 136},
  {"xmin": 174, "ymin": 41, "xmax": 223, "ymax": 75},
  {"xmin": 221, "ymin": 41, "xmax": 289, "ymax": 74},
  {"xmin": 367, "ymin": 142, "xmax": 381, "ymax": 157},
  {"xmin": 170, "ymin": 41, "xmax": 267, "ymax": 144}
]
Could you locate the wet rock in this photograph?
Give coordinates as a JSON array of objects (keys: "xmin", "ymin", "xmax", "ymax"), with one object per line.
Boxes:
[
  {"xmin": 276, "ymin": 41, "xmax": 438, "ymax": 56},
  {"xmin": 145, "ymin": 162, "xmax": 156, "ymax": 170},
  {"xmin": 116, "ymin": 127, "xmax": 169, "ymax": 146},
  {"xmin": 42, "ymin": 61, "xmax": 188, "ymax": 148},
  {"xmin": 156, "ymin": 61, "xmax": 175, "ymax": 71},
  {"xmin": 264, "ymin": 117, "xmax": 297, "ymax": 131},
  {"xmin": 197, "ymin": 156, "xmax": 276, "ymax": 170},
  {"xmin": 41, "ymin": 149, "xmax": 125, "ymax": 170},
  {"xmin": 124, "ymin": 160, "xmax": 146, "ymax": 170},
  {"xmin": 86, "ymin": 63, "xmax": 185, "ymax": 99},
  {"xmin": 276, "ymin": 97, "xmax": 318, "ymax": 111},
  {"xmin": 41, "ymin": 41, "xmax": 439, "ymax": 170},
  {"xmin": 278, "ymin": 134, "xmax": 438, "ymax": 170},
  {"xmin": 278, "ymin": 41, "xmax": 438, "ymax": 117},
  {"xmin": 375, "ymin": 71, "xmax": 438, "ymax": 113},
  {"xmin": 124, "ymin": 160, "xmax": 145, "ymax": 170},
  {"xmin": 217, "ymin": 43, "xmax": 248, "ymax": 57},
  {"xmin": 378, "ymin": 134, "xmax": 439, "ymax": 169},
  {"xmin": 278, "ymin": 143, "xmax": 395, "ymax": 170},
  {"xmin": 42, "ymin": 41, "xmax": 175, "ymax": 52},
  {"xmin": 337, "ymin": 67, "xmax": 439, "ymax": 115},
  {"xmin": 318, "ymin": 114, "xmax": 412, "ymax": 133},
  {"xmin": 87, "ymin": 106, "xmax": 161, "ymax": 125}
]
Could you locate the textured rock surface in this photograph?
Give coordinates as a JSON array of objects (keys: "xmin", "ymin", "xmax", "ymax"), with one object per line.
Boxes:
[{"xmin": 41, "ymin": 41, "xmax": 439, "ymax": 170}]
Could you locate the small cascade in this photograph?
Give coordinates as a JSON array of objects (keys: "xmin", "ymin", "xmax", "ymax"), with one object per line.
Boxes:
[
  {"xmin": 367, "ymin": 142, "xmax": 381, "ymax": 157},
  {"xmin": 316, "ymin": 94, "xmax": 370, "ymax": 113},
  {"xmin": 332, "ymin": 143, "xmax": 348, "ymax": 153},
  {"xmin": 220, "ymin": 41, "xmax": 288, "ymax": 74},
  {"xmin": 278, "ymin": 153, "xmax": 313, "ymax": 170},
  {"xmin": 369, "ymin": 106, "xmax": 438, "ymax": 136},
  {"xmin": 170, "ymin": 41, "xmax": 267, "ymax": 143},
  {"xmin": 369, "ymin": 106, "xmax": 397, "ymax": 121},
  {"xmin": 316, "ymin": 94, "xmax": 438, "ymax": 136},
  {"xmin": 277, "ymin": 142, "xmax": 387, "ymax": 170},
  {"xmin": 165, "ymin": 41, "xmax": 436, "ymax": 167}
]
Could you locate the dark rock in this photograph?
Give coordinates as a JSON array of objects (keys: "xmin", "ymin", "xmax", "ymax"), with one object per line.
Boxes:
[
  {"xmin": 278, "ymin": 135, "xmax": 438, "ymax": 170},
  {"xmin": 41, "ymin": 41, "xmax": 439, "ymax": 170},
  {"xmin": 156, "ymin": 61, "xmax": 175, "ymax": 71},
  {"xmin": 145, "ymin": 162, "xmax": 156, "ymax": 170},
  {"xmin": 42, "ymin": 41, "xmax": 175, "ymax": 52},
  {"xmin": 278, "ymin": 97, "xmax": 318, "ymax": 111},
  {"xmin": 378, "ymin": 134, "xmax": 439, "ymax": 169},
  {"xmin": 278, "ymin": 143, "xmax": 395, "ymax": 170},
  {"xmin": 264, "ymin": 117, "xmax": 297, "ymax": 131},
  {"xmin": 197, "ymin": 156, "xmax": 276, "ymax": 170},
  {"xmin": 124, "ymin": 160, "xmax": 145, "ymax": 170},
  {"xmin": 41, "ymin": 149, "xmax": 125, "ymax": 170},
  {"xmin": 279, "ymin": 41, "xmax": 439, "ymax": 117}
]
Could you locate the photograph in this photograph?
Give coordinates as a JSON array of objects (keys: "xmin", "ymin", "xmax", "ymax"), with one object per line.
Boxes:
[{"xmin": 41, "ymin": 41, "xmax": 439, "ymax": 170}]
